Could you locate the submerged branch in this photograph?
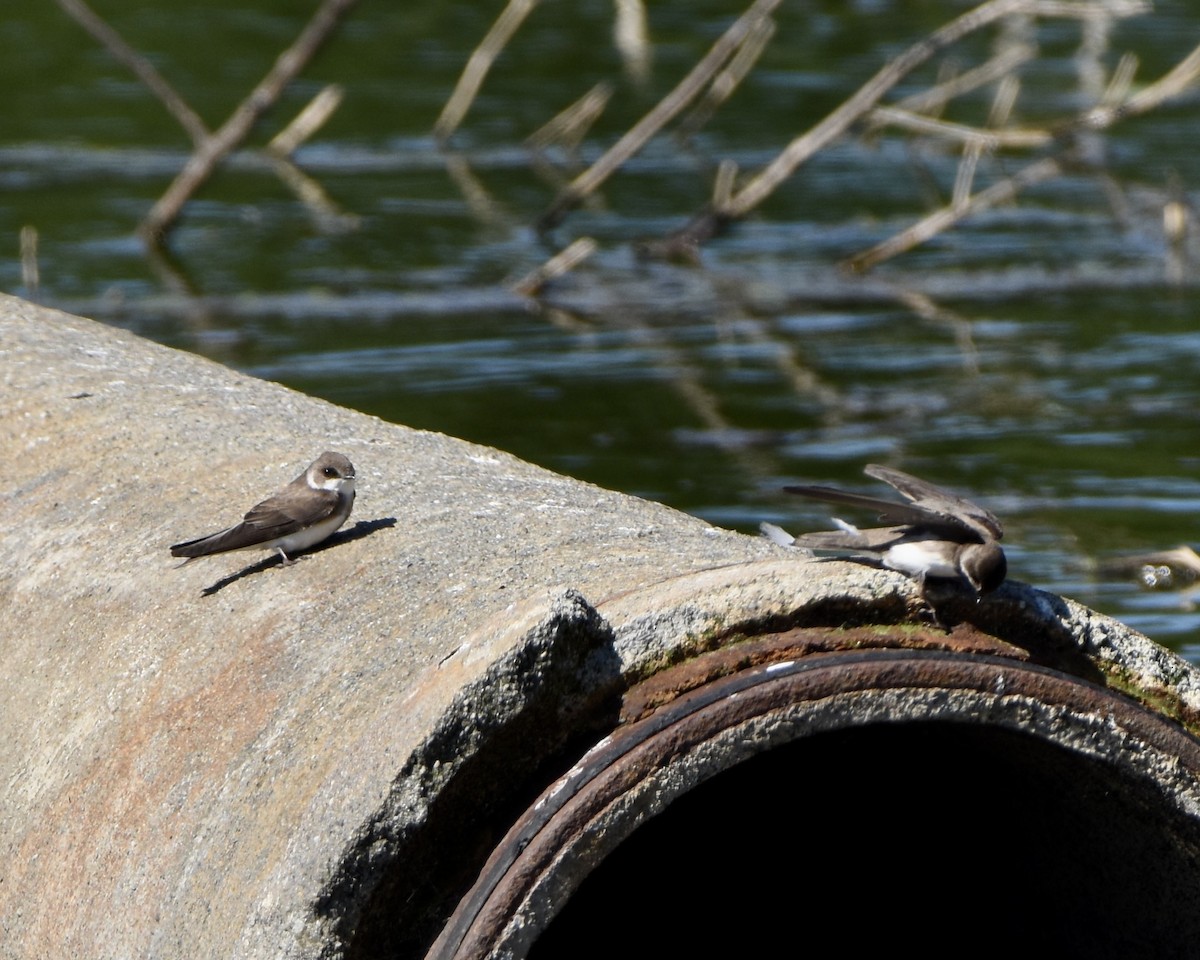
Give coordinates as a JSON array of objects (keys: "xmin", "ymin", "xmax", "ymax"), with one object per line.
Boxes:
[
  {"xmin": 139, "ymin": 0, "xmax": 358, "ymax": 246},
  {"xmin": 526, "ymin": 84, "xmax": 614, "ymax": 155},
  {"xmin": 59, "ymin": 0, "xmax": 354, "ymax": 242},
  {"xmin": 56, "ymin": 0, "xmax": 210, "ymax": 147},
  {"xmin": 435, "ymin": 0, "xmax": 539, "ymax": 143},
  {"xmin": 675, "ymin": 14, "xmax": 776, "ymax": 143},
  {"xmin": 268, "ymin": 84, "xmax": 344, "ymax": 157},
  {"xmin": 511, "ymin": 238, "xmax": 599, "ymax": 296},
  {"xmin": 844, "ymin": 156, "xmax": 1063, "ymax": 273},
  {"xmin": 537, "ymin": 0, "xmax": 783, "ymax": 231},
  {"xmin": 845, "ymin": 37, "xmax": 1200, "ymax": 272},
  {"xmin": 717, "ymin": 0, "xmax": 1035, "ymax": 222}
]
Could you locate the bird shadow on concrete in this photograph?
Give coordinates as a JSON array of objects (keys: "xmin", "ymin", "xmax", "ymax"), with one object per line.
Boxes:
[{"xmin": 199, "ymin": 517, "xmax": 398, "ymax": 597}]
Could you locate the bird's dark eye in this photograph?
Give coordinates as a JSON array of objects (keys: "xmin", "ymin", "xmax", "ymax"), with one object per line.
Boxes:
[{"xmin": 323, "ymin": 467, "xmax": 337, "ymax": 477}]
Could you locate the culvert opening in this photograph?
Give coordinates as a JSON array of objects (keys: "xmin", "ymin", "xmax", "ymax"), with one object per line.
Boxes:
[
  {"xmin": 428, "ymin": 651, "xmax": 1200, "ymax": 960},
  {"xmin": 531, "ymin": 722, "xmax": 1200, "ymax": 957}
]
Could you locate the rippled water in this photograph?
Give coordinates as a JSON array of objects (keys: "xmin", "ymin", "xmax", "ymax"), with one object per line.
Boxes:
[{"xmin": 6, "ymin": 1, "xmax": 1200, "ymax": 657}]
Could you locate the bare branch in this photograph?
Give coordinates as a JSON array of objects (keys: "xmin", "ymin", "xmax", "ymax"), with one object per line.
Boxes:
[
  {"xmin": 435, "ymin": 0, "xmax": 539, "ymax": 143},
  {"xmin": 613, "ymin": 0, "xmax": 652, "ymax": 86},
  {"xmin": 886, "ymin": 43, "xmax": 1035, "ymax": 118},
  {"xmin": 676, "ymin": 14, "xmax": 776, "ymax": 142},
  {"xmin": 56, "ymin": 0, "xmax": 210, "ymax": 147},
  {"xmin": 537, "ymin": 0, "xmax": 783, "ymax": 230},
  {"xmin": 511, "ymin": 238, "xmax": 598, "ymax": 296},
  {"xmin": 719, "ymin": 0, "xmax": 1037, "ymax": 221},
  {"xmin": 444, "ymin": 152, "xmax": 506, "ymax": 225},
  {"xmin": 891, "ymin": 288, "xmax": 981, "ymax": 375},
  {"xmin": 1102, "ymin": 53, "xmax": 1138, "ymax": 106},
  {"xmin": 1081, "ymin": 40, "xmax": 1200, "ymax": 123},
  {"xmin": 845, "ymin": 156, "xmax": 1063, "ymax": 272},
  {"xmin": 846, "ymin": 36, "xmax": 1200, "ymax": 273},
  {"xmin": 712, "ymin": 160, "xmax": 739, "ymax": 208},
  {"xmin": 1028, "ymin": 0, "xmax": 1149, "ymax": 18},
  {"xmin": 867, "ymin": 107, "xmax": 1050, "ymax": 149},
  {"xmin": 268, "ymin": 84, "xmax": 344, "ymax": 157},
  {"xmin": 526, "ymin": 84, "xmax": 613, "ymax": 154},
  {"xmin": 950, "ymin": 74, "xmax": 1020, "ymax": 206},
  {"xmin": 267, "ymin": 156, "xmax": 361, "ymax": 233},
  {"xmin": 138, "ymin": 0, "xmax": 358, "ymax": 246}
]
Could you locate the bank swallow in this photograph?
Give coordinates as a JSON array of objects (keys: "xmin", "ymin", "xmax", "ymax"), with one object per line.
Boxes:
[
  {"xmin": 171, "ymin": 451, "xmax": 356, "ymax": 566},
  {"xmin": 766, "ymin": 463, "xmax": 1006, "ymax": 596}
]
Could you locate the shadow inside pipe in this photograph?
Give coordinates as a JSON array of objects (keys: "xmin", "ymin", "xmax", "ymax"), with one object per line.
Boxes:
[
  {"xmin": 198, "ymin": 516, "xmax": 397, "ymax": 596},
  {"xmin": 529, "ymin": 722, "xmax": 1200, "ymax": 958}
]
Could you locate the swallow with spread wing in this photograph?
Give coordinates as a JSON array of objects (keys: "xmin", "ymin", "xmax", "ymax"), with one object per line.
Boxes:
[{"xmin": 763, "ymin": 463, "xmax": 1006, "ymax": 596}]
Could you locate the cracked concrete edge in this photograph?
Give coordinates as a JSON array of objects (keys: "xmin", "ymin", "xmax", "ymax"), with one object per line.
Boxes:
[{"xmin": 1019, "ymin": 583, "xmax": 1200, "ymax": 719}]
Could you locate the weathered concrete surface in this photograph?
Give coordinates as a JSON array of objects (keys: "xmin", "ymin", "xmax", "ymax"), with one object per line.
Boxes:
[
  {"xmin": 0, "ymin": 294, "xmax": 788, "ymax": 958},
  {"xmin": 3, "ymin": 293, "xmax": 1200, "ymax": 959}
]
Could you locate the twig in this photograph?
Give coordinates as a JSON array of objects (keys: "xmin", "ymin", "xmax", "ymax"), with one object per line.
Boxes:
[
  {"xmin": 537, "ymin": 0, "xmax": 783, "ymax": 231},
  {"xmin": 443, "ymin": 153, "xmax": 505, "ymax": 225},
  {"xmin": 644, "ymin": 0, "xmax": 1038, "ymax": 259},
  {"xmin": 711, "ymin": 160, "xmax": 739, "ymax": 209},
  {"xmin": 268, "ymin": 84, "xmax": 344, "ymax": 157},
  {"xmin": 1029, "ymin": 0, "xmax": 1149, "ymax": 18},
  {"xmin": 866, "ymin": 107, "xmax": 1050, "ymax": 150},
  {"xmin": 264, "ymin": 85, "xmax": 359, "ymax": 232},
  {"xmin": 843, "ymin": 156, "xmax": 1062, "ymax": 272},
  {"xmin": 951, "ymin": 146, "xmax": 983, "ymax": 209},
  {"xmin": 891, "ymin": 288, "xmax": 981, "ymax": 374},
  {"xmin": 143, "ymin": 240, "xmax": 216, "ymax": 333},
  {"xmin": 510, "ymin": 237, "xmax": 598, "ymax": 296},
  {"xmin": 138, "ymin": 0, "xmax": 358, "ymax": 246},
  {"xmin": 613, "ymin": 0, "xmax": 651, "ymax": 86},
  {"xmin": 267, "ymin": 156, "xmax": 361, "ymax": 233},
  {"xmin": 718, "ymin": 0, "xmax": 1035, "ymax": 222},
  {"xmin": 19, "ymin": 226, "xmax": 39, "ymax": 302},
  {"xmin": 654, "ymin": 0, "xmax": 1164, "ymax": 263},
  {"xmin": 1080, "ymin": 40, "xmax": 1200, "ymax": 125},
  {"xmin": 1163, "ymin": 173, "xmax": 1193, "ymax": 287},
  {"xmin": 951, "ymin": 73, "xmax": 1020, "ymax": 205},
  {"xmin": 434, "ymin": 0, "xmax": 539, "ymax": 143},
  {"xmin": 55, "ymin": 0, "xmax": 209, "ymax": 147},
  {"xmin": 526, "ymin": 84, "xmax": 613, "ymax": 154},
  {"xmin": 885, "ymin": 43, "xmax": 1035, "ymax": 118},
  {"xmin": 675, "ymin": 14, "xmax": 776, "ymax": 143},
  {"xmin": 1103, "ymin": 52, "xmax": 1138, "ymax": 106},
  {"xmin": 1074, "ymin": 1, "xmax": 1114, "ymax": 101},
  {"xmin": 844, "ymin": 38, "xmax": 1200, "ymax": 272},
  {"xmin": 59, "ymin": 0, "xmax": 353, "ymax": 237}
]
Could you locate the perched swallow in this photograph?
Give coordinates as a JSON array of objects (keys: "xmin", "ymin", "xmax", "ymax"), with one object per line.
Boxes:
[
  {"xmin": 171, "ymin": 452, "xmax": 356, "ymax": 566},
  {"xmin": 765, "ymin": 463, "xmax": 1006, "ymax": 596}
]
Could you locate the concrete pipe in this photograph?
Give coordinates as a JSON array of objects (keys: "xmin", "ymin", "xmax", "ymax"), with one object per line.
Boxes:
[{"xmin": 3, "ymin": 295, "xmax": 1200, "ymax": 959}]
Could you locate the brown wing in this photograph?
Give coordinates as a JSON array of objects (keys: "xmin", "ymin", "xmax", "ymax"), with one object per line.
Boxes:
[
  {"xmin": 865, "ymin": 464, "xmax": 1003, "ymax": 541},
  {"xmin": 789, "ymin": 525, "xmax": 911, "ymax": 552},
  {"xmin": 240, "ymin": 487, "xmax": 340, "ymax": 539},
  {"xmin": 170, "ymin": 486, "xmax": 339, "ymax": 557},
  {"xmin": 782, "ymin": 484, "xmax": 974, "ymax": 541}
]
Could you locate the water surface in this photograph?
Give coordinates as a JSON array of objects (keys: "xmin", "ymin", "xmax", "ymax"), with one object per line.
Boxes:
[{"xmin": 5, "ymin": 1, "xmax": 1200, "ymax": 657}]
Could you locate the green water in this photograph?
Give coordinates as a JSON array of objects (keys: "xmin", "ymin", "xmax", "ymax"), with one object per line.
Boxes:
[{"xmin": 5, "ymin": 1, "xmax": 1200, "ymax": 654}]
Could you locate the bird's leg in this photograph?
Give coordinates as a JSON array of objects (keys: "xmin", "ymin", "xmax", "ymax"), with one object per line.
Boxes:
[
  {"xmin": 276, "ymin": 547, "xmax": 296, "ymax": 566},
  {"xmin": 913, "ymin": 574, "xmax": 948, "ymax": 631}
]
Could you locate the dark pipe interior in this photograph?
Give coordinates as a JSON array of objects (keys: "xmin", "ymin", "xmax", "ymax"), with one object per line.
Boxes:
[{"xmin": 529, "ymin": 722, "xmax": 1200, "ymax": 958}]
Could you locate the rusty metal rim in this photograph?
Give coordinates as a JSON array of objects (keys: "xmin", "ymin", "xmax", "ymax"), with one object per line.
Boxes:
[{"xmin": 427, "ymin": 648, "xmax": 1200, "ymax": 959}]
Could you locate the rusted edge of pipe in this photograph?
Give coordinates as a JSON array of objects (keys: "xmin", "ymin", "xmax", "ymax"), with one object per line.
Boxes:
[{"xmin": 428, "ymin": 645, "xmax": 1200, "ymax": 959}]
